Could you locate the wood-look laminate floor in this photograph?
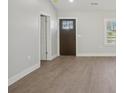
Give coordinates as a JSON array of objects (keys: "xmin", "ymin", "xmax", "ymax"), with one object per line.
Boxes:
[{"xmin": 9, "ymin": 56, "xmax": 116, "ymax": 93}]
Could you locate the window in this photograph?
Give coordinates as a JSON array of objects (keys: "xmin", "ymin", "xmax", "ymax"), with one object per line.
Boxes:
[
  {"xmin": 104, "ymin": 19, "xmax": 116, "ymax": 45},
  {"xmin": 62, "ymin": 20, "xmax": 74, "ymax": 30}
]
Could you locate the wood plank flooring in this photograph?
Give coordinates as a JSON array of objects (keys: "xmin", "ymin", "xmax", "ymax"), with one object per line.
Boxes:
[{"xmin": 9, "ymin": 56, "xmax": 116, "ymax": 93}]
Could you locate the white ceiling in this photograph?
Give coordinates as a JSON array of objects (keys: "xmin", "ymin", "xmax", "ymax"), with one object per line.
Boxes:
[{"xmin": 50, "ymin": 0, "xmax": 116, "ymax": 12}]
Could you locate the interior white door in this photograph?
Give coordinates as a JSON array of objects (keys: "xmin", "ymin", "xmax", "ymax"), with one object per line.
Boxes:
[{"xmin": 40, "ymin": 16, "xmax": 47, "ymax": 60}]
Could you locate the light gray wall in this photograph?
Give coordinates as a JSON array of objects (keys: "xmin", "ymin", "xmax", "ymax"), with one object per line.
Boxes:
[
  {"xmin": 9, "ymin": 0, "xmax": 57, "ymax": 78},
  {"xmin": 58, "ymin": 11, "xmax": 116, "ymax": 55}
]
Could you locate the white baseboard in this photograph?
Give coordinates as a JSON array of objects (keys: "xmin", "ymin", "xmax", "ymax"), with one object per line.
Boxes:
[
  {"xmin": 76, "ymin": 53, "xmax": 116, "ymax": 57},
  {"xmin": 8, "ymin": 63, "xmax": 40, "ymax": 86},
  {"xmin": 47, "ymin": 54, "xmax": 58, "ymax": 61}
]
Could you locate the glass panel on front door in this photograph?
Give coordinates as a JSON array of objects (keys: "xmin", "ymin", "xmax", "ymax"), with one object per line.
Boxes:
[{"xmin": 62, "ymin": 20, "xmax": 74, "ymax": 30}]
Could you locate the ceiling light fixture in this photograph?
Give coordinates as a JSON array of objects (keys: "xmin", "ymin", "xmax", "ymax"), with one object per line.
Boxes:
[
  {"xmin": 69, "ymin": 0, "xmax": 74, "ymax": 3},
  {"xmin": 52, "ymin": 0, "xmax": 59, "ymax": 3}
]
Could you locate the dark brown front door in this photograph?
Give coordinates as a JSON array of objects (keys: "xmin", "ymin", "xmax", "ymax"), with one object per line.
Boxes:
[{"xmin": 60, "ymin": 19, "xmax": 76, "ymax": 56}]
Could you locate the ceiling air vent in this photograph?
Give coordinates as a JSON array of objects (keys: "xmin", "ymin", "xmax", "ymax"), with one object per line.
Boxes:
[{"xmin": 90, "ymin": 2, "xmax": 99, "ymax": 6}]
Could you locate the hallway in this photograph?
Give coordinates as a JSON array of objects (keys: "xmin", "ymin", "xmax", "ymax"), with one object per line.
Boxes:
[{"xmin": 9, "ymin": 56, "xmax": 116, "ymax": 93}]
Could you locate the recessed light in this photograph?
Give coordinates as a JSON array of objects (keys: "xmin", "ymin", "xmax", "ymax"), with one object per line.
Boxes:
[{"xmin": 69, "ymin": 0, "xmax": 74, "ymax": 3}]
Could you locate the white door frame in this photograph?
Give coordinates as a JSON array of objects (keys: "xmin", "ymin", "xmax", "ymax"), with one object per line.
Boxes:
[{"xmin": 39, "ymin": 13, "xmax": 51, "ymax": 61}]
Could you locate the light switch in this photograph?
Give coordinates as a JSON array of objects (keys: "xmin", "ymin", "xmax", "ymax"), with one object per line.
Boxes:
[{"xmin": 77, "ymin": 34, "xmax": 81, "ymax": 37}]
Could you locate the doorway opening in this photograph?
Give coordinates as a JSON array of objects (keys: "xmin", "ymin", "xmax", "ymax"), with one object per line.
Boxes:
[
  {"xmin": 40, "ymin": 15, "xmax": 50, "ymax": 62},
  {"xmin": 59, "ymin": 19, "xmax": 76, "ymax": 56}
]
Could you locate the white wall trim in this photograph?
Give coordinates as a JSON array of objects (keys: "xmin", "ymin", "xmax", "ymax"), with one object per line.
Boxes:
[
  {"xmin": 40, "ymin": 12, "xmax": 50, "ymax": 17},
  {"xmin": 76, "ymin": 53, "xmax": 116, "ymax": 56},
  {"xmin": 8, "ymin": 63, "xmax": 40, "ymax": 86},
  {"xmin": 47, "ymin": 54, "xmax": 58, "ymax": 61}
]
